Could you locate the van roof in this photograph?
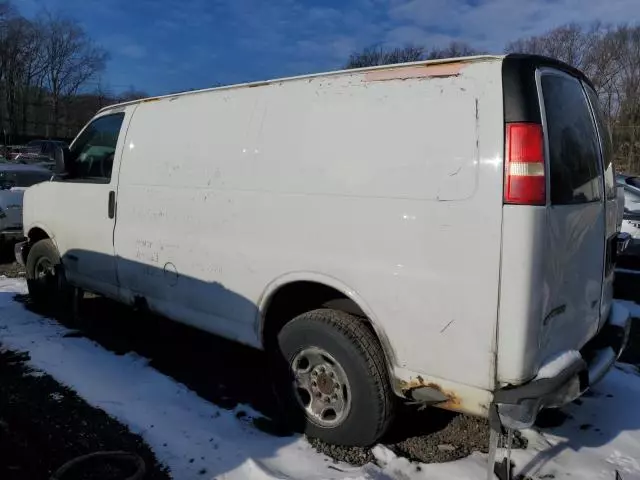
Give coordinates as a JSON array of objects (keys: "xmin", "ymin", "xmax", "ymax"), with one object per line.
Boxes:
[{"xmin": 98, "ymin": 54, "xmax": 505, "ymax": 114}]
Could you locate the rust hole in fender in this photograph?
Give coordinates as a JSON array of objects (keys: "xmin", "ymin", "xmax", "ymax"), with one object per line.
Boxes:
[{"xmin": 399, "ymin": 377, "xmax": 463, "ymax": 411}]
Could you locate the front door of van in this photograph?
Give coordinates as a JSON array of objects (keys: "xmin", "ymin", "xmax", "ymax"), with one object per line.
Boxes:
[{"xmin": 49, "ymin": 108, "xmax": 133, "ymax": 298}]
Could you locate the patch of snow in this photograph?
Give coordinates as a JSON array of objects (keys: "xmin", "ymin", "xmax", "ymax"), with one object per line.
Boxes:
[
  {"xmin": 49, "ymin": 392, "xmax": 64, "ymax": 402},
  {"xmin": 25, "ymin": 370, "xmax": 46, "ymax": 378},
  {"xmin": 610, "ymin": 301, "xmax": 632, "ymax": 327},
  {"xmin": 0, "ymin": 278, "xmax": 639, "ymax": 480},
  {"xmin": 535, "ymin": 350, "xmax": 583, "ymax": 380},
  {"xmin": 618, "ymin": 299, "xmax": 640, "ymax": 320}
]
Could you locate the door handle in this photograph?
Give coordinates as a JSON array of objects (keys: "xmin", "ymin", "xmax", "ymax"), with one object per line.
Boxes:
[{"xmin": 108, "ymin": 191, "xmax": 116, "ymax": 219}]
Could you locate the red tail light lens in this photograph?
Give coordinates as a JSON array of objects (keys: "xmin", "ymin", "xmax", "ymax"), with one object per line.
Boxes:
[{"xmin": 504, "ymin": 123, "xmax": 545, "ymax": 206}]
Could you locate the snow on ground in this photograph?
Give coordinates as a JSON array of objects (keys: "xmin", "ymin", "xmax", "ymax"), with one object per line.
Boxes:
[
  {"xmin": 619, "ymin": 299, "xmax": 640, "ymax": 319},
  {"xmin": 0, "ymin": 277, "xmax": 639, "ymax": 479}
]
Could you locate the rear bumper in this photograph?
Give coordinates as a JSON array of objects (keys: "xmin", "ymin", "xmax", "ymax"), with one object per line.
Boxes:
[{"xmin": 492, "ymin": 301, "xmax": 631, "ymax": 430}]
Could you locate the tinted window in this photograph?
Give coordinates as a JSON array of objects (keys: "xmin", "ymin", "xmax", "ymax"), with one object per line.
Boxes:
[
  {"xmin": 542, "ymin": 74, "xmax": 602, "ymax": 204},
  {"xmin": 585, "ymin": 86, "xmax": 615, "ymax": 200},
  {"xmin": 68, "ymin": 113, "xmax": 124, "ymax": 182}
]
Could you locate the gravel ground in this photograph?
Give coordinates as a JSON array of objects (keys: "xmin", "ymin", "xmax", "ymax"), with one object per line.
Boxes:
[
  {"xmin": 0, "ymin": 347, "xmax": 170, "ymax": 480},
  {"xmin": 1, "ymin": 254, "xmax": 638, "ymax": 472}
]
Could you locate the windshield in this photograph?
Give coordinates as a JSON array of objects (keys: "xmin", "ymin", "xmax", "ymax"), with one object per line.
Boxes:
[{"xmin": 0, "ymin": 170, "xmax": 51, "ymax": 189}]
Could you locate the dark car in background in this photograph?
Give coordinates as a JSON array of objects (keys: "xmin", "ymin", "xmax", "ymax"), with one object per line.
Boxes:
[
  {"xmin": 12, "ymin": 140, "xmax": 67, "ymax": 171},
  {"xmin": 25, "ymin": 139, "xmax": 68, "ymax": 157}
]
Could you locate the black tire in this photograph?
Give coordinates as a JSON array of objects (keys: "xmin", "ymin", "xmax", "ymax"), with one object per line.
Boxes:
[
  {"xmin": 26, "ymin": 239, "xmax": 72, "ymax": 315},
  {"xmin": 273, "ymin": 309, "xmax": 395, "ymax": 446}
]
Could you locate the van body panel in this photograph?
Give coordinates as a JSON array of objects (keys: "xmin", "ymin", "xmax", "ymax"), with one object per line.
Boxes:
[
  {"xmin": 110, "ymin": 59, "xmax": 505, "ymax": 390},
  {"xmin": 496, "ymin": 206, "xmax": 546, "ymax": 383},
  {"xmin": 539, "ymin": 203, "xmax": 605, "ymax": 360}
]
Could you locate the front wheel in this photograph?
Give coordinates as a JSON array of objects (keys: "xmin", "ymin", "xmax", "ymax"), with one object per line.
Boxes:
[
  {"xmin": 26, "ymin": 239, "xmax": 72, "ymax": 314},
  {"xmin": 273, "ymin": 309, "xmax": 395, "ymax": 446}
]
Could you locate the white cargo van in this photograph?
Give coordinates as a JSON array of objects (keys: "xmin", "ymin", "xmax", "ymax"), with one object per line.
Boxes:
[{"xmin": 16, "ymin": 54, "xmax": 632, "ymax": 446}]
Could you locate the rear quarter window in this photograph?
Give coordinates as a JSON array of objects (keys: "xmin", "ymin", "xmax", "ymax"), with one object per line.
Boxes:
[{"xmin": 540, "ymin": 73, "xmax": 602, "ymax": 205}]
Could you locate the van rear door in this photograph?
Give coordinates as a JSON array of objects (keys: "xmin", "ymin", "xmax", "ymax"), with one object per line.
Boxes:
[{"xmin": 537, "ymin": 69, "xmax": 609, "ymax": 361}]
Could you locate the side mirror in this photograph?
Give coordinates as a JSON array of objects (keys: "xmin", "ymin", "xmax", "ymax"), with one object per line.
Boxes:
[{"xmin": 53, "ymin": 145, "xmax": 71, "ymax": 176}]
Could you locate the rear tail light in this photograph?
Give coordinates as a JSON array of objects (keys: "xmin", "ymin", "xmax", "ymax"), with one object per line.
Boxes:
[{"xmin": 504, "ymin": 123, "xmax": 546, "ymax": 206}]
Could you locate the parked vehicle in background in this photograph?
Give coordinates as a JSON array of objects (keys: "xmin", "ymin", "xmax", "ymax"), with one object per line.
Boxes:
[
  {"xmin": 16, "ymin": 54, "xmax": 632, "ymax": 446},
  {"xmin": 616, "ymin": 174, "xmax": 640, "ymax": 244},
  {"xmin": 25, "ymin": 139, "xmax": 69, "ymax": 158},
  {"xmin": 0, "ymin": 164, "xmax": 52, "ymax": 244},
  {"xmin": 5, "ymin": 145, "xmax": 31, "ymax": 161},
  {"xmin": 12, "ymin": 140, "xmax": 67, "ymax": 171}
]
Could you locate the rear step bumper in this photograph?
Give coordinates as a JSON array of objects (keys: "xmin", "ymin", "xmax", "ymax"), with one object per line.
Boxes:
[{"xmin": 491, "ymin": 301, "xmax": 631, "ymax": 430}]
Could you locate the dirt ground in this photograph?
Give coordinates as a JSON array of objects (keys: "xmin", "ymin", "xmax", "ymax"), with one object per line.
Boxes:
[
  {"xmin": 1, "ymin": 254, "xmax": 639, "ymax": 477},
  {"xmin": 0, "ymin": 349, "xmax": 171, "ymax": 480}
]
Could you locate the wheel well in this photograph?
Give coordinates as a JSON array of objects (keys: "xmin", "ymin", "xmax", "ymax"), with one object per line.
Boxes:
[
  {"xmin": 28, "ymin": 227, "xmax": 49, "ymax": 243},
  {"xmin": 262, "ymin": 281, "xmax": 372, "ymax": 347}
]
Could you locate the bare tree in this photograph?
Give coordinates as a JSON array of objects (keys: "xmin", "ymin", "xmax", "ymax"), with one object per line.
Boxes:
[
  {"xmin": 38, "ymin": 12, "xmax": 108, "ymax": 136},
  {"xmin": 506, "ymin": 23, "xmax": 621, "ymax": 119},
  {"xmin": 426, "ymin": 41, "xmax": 481, "ymax": 60},
  {"xmin": 117, "ymin": 88, "xmax": 149, "ymax": 103},
  {"xmin": 345, "ymin": 45, "xmax": 424, "ymax": 69},
  {"xmin": 345, "ymin": 41, "xmax": 481, "ymax": 69},
  {"xmin": 0, "ymin": 0, "xmax": 18, "ymax": 136}
]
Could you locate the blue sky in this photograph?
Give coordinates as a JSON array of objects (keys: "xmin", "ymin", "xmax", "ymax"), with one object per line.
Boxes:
[{"xmin": 13, "ymin": 0, "xmax": 640, "ymax": 95}]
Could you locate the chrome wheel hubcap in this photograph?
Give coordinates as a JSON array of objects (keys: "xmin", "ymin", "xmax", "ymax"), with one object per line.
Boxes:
[
  {"xmin": 35, "ymin": 258, "xmax": 56, "ymax": 287},
  {"xmin": 291, "ymin": 347, "xmax": 351, "ymax": 427}
]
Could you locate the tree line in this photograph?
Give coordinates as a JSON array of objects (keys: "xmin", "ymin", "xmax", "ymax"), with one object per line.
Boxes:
[
  {"xmin": 346, "ymin": 23, "xmax": 640, "ymax": 173},
  {"xmin": 0, "ymin": 0, "xmax": 146, "ymax": 144}
]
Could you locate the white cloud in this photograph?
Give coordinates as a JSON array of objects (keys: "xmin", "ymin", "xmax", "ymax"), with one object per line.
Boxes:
[
  {"xmin": 386, "ymin": 0, "xmax": 640, "ymax": 51},
  {"xmin": 213, "ymin": 0, "xmax": 640, "ymax": 75}
]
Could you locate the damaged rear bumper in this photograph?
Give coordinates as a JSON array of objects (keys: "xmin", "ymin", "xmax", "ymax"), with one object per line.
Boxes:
[{"xmin": 491, "ymin": 301, "xmax": 632, "ymax": 430}]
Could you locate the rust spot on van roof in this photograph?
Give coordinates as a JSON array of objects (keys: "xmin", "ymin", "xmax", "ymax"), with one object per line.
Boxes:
[{"xmin": 363, "ymin": 63, "xmax": 465, "ymax": 82}]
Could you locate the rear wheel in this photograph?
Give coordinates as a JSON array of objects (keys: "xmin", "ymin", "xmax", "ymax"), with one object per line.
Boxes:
[{"xmin": 273, "ymin": 309, "xmax": 395, "ymax": 446}]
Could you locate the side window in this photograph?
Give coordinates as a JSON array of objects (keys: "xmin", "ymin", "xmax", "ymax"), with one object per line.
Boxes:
[
  {"xmin": 584, "ymin": 85, "xmax": 616, "ymax": 200},
  {"xmin": 67, "ymin": 113, "xmax": 125, "ymax": 183},
  {"xmin": 541, "ymin": 73, "xmax": 602, "ymax": 205}
]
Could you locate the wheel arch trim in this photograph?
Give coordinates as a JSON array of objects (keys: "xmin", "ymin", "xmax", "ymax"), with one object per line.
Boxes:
[
  {"xmin": 26, "ymin": 223, "xmax": 56, "ymax": 245},
  {"xmin": 256, "ymin": 271, "xmax": 398, "ymax": 370}
]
